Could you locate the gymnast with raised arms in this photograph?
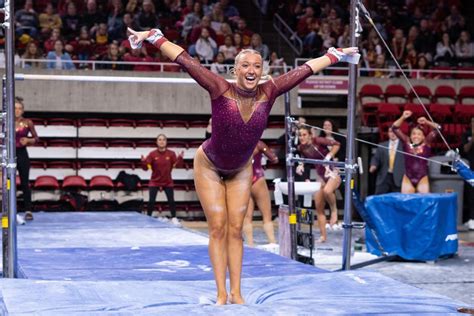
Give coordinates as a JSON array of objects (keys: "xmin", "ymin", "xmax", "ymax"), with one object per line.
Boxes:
[{"xmin": 128, "ymin": 27, "xmax": 360, "ymax": 305}]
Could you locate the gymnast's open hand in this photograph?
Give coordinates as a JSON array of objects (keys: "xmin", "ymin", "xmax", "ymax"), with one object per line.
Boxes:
[{"xmin": 127, "ymin": 28, "xmax": 149, "ymax": 47}]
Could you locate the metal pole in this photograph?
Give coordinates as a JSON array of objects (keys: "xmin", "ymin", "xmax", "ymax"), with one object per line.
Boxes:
[
  {"xmin": 3, "ymin": 0, "xmax": 18, "ymax": 278},
  {"xmin": 1, "ymin": 77, "xmax": 9, "ymax": 277},
  {"xmin": 284, "ymin": 92, "xmax": 297, "ymax": 260},
  {"xmin": 341, "ymin": 0, "xmax": 359, "ymax": 270}
]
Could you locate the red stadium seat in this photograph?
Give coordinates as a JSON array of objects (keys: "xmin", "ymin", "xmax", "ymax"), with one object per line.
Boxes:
[
  {"xmin": 62, "ymin": 175, "xmax": 87, "ymax": 190},
  {"xmin": 30, "ymin": 118, "xmax": 47, "ymax": 126},
  {"xmin": 79, "ymin": 118, "xmax": 109, "ymax": 127},
  {"xmin": 80, "ymin": 139, "xmax": 108, "ymax": 148},
  {"xmin": 433, "ymin": 85, "xmax": 457, "ymax": 104},
  {"xmin": 108, "ymin": 139, "xmax": 135, "ymax": 148},
  {"xmin": 404, "ymin": 103, "xmax": 427, "ymax": 118},
  {"xmin": 80, "ymin": 161, "xmax": 108, "ymax": 169},
  {"xmin": 454, "ymin": 104, "xmax": 474, "ymax": 123},
  {"xmin": 34, "ymin": 175, "xmax": 60, "ymax": 190},
  {"xmin": 359, "ymin": 84, "xmax": 384, "ymax": 126},
  {"xmin": 135, "ymin": 139, "xmax": 156, "ymax": 147},
  {"xmin": 47, "ymin": 161, "xmax": 76, "ymax": 169},
  {"xmin": 89, "ymin": 175, "xmax": 114, "ymax": 190},
  {"xmin": 30, "ymin": 161, "xmax": 46, "ymax": 169},
  {"xmin": 109, "ymin": 161, "xmax": 135, "ymax": 169},
  {"xmin": 384, "ymin": 84, "xmax": 408, "ymax": 103},
  {"xmin": 429, "ymin": 104, "xmax": 452, "ymax": 124},
  {"xmin": 109, "ymin": 119, "xmax": 136, "ymax": 127},
  {"xmin": 408, "ymin": 85, "xmax": 432, "ymax": 104},
  {"xmin": 48, "ymin": 139, "xmax": 77, "ymax": 147},
  {"xmin": 162, "ymin": 120, "xmax": 189, "ymax": 128},
  {"xmin": 454, "ymin": 67, "xmax": 474, "ymax": 79},
  {"xmin": 136, "ymin": 119, "xmax": 162, "ymax": 127},
  {"xmin": 47, "ymin": 118, "xmax": 77, "ymax": 126},
  {"xmin": 188, "ymin": 120, "xmax": 209, "ymax": 128},
  {"xmin": 377, "ymin": 103, "xmax": 401, "ymax": 124},
  {"xmin": 458, "ymin": 86, "xmax": 474, "ymax": 104}
]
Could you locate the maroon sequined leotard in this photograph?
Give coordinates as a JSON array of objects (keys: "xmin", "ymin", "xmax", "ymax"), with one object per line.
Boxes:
[
  {"xmin": 252, "ymin": 140, "xmax": 278, "ymax": 184},
  {"xmin": 392, "ymin": 125, "xmax": 437, "ymax": 185},
  {"xmin": 298, "ymin": 137, "xmax": 340, "ymax": 182},
  {"xmin": 174, "ymin": 51, "xmax": 313, "ymax": 173}
]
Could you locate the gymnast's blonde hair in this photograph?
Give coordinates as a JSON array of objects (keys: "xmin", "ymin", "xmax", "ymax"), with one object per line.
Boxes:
[{"xmin": 229, "ymin": 49, "xmax": 271, "ymax": 80}]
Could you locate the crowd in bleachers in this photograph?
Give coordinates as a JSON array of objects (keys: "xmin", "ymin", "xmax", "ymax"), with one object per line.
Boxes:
[
  {"xmin": 273, "ymin": 0, "xmax": 474, "ymax": 77},
  {"xmin": 3, "ymin": 0, "xmax": 288, "ymax": 73}
]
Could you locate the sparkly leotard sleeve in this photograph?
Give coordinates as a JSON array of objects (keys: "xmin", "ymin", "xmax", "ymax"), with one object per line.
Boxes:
[
  {"xmin": 392, "ymin": 125, "xmax": 436, "ymax": 185},
  {"xmin": 252, "ymin": 141, "xmax": 278, "ymax": 184},
  {"xmin": 175, "ymin": 51, "xmax": 313, "ymax": 173}
]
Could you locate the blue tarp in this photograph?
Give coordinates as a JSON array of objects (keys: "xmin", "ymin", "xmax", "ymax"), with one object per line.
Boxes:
[
  {"xmin": 365, "ymin": 193, "xmax": 458, "ymax": 261},
  {"xmin": 454, "ymin": 159, "xmax": 474, "ymax": 187}
]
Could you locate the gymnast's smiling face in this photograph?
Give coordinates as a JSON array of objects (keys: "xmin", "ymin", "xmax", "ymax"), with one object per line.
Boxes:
[
  {"xmin": 235, "ymin": 51, "xmax": 263, "ymax": 92},
  {"xmin": 298, "ymin": 128, "xmax": 312, "ymax": 145}
]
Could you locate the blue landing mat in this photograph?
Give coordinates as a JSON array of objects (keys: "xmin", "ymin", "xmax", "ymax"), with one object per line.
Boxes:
[
  {"xmin": 0, "ymin": 272, "xmax": 464, "ymax": 315},
  {"xmin": 20, "ymin": 211, "xmax": 170, "ymax": 229},
  {"xmin": 18, "ymin": 246, "xmax": 326, "ymax": 281},
  {"xmin": 4, "ymin": 212, "xmax": 468, "ymax": 315}
]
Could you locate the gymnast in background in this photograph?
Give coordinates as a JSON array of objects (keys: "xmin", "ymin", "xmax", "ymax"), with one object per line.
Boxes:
[{"xmin": 243, "ymin": 140, "xmax": 278, "ymax": 246}]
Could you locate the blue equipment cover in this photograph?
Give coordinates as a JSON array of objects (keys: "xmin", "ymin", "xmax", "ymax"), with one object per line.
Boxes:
[
  {"xmin": 365, "ymin": 193, "xmax": 458, "ymax": 261},
  {"xmin": 454, "ymin": 159, "xmax": 474, "ymax": 187}
]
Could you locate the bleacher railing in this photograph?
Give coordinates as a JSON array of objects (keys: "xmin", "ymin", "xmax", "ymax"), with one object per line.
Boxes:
[
  {"xmin": 273, "ymin": 14, "xmax": 303, "ymax": 56},
  {"xmin": 17, "ymin": 58, "xmax": 293, "ymax": 74},
  {"xmin": 294, "ymin": 58, "xmax": 474, "ymax": 78}
]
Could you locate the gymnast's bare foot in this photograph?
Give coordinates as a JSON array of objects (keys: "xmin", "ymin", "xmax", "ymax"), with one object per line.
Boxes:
[
  {"xmin": 229, "ymin": 293, "xmax": 245, "ymax": 304},
  {"xmin": 216, "ymin": 293, "xmax": 227, "ymax": 305}
]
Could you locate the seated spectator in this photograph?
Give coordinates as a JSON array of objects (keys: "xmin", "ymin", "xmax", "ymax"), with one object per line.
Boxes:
[
  {"xmin": 218, "ymin": 35, "xmax": 237, "ymax": 64},
  {"xmin": 434, "ymin": 32, "xmax": 455, "ymax": 66},
  {"xmin": 109, "ymin": 12, "xmax": 138, "ymax": 42},
  {"xmin": 180, "ymin": 0, "xmax": 195, "ymax": 20},
  {"xmin": 38, "ymin": 3, "xmax": 62, "ymax": 37},
  {"xmin": 303, "ymin": 19, "xmax": 323, "ymax": 58},
  {"xmin": 455, "ymin": 30, "xmax": 474, "ymax": 65},
  {"xmin": 319, "ymin": 22, "xmax": 335, "ymax": 50},
  {"xmin": 108, "ymin": 1, "xmax": 126, "ymax": 41},
  {"xmin": 210, "ymin": 52, "xmax": 227, "ymax": 74},
  {"xmin": 135, "ymin": 0, "xmax": 158, "ymax": 31},
  {"xmin": 216, "ymin": 22, "xmax": 233, "ymax": 45},
  {"xmin": 411, "ymin": 54, "xmax": 430, "ymax": 79},
  {"xmin": 414, "ymin": 19, "xmax": 435, "ymax": 61},
  {"xmin": 296, "ymin": 6, "xmax": 315, "ymax": 38},
  {"xmin": 82, "ymin": 0, "xmax": 107, "ymax": 31},
  {"xmin": 95, "ymin": 23, "xmax": 109, "ymax": 49},
  {"xmin": 46, "ymin": 40, "xmax": 75, "ymax": 70},
  {"xmin": 15, "ymin": 0, "xmax": 39, "ymax": 39},
  {"xmin": 337, "ymin": 24, "xmax": 350, "ymax": 49},
  {"xmin": 125, "ymin": 0, "xmax": 138, "ymax": 15},
  {"xmin": 372, "ymin": 54, "xmax": 387, "ymax": 78},
  {"xmin": 233, "ymin": 32, "xmax": 245, "ymax": 53},
  {"xmin": 57, "ymin": 0, "xmax": 84, "ymax": 16},
  {"xmin": 123, "ymin": 46, "xmax": 153, "ymax": 71},
  {"xmin": 98, "ymin": 42, "xmax": 125, "ymax": 70},
  {"xmin": 195, "ymin": 28, "xmax": 217, "ymax": 63},
  {"xmin": 22, "ymin": 42, "xmax": 43, "ymax": 69},
  {"xmin": 268, "ymin": 51, "xmax": 286, "ymax": 76},
  {"xmin": 181, "ymin": 1, "xmax": 203, "ymax": 40},
  {"xmin": 391, "ymin": 29, "xmax": 406, "ymax": 63},
  {"xmin": 235, "ymin": 18, "xmax": 253, "ymax": 47},
  {"xmin": 76, "ymin": 26, "xmax": 94, "ymax": 68},
  {"xmin": 61, "ymin": 2, "xmax": 82, "ymax": 41},
  {"xmin": 250, "ymin": 33, "xmax": 269, "ymax": 60},
  {"xmin": 219, "ymin": 0, "xmax": 239, "ymax": 21},
  {"xmin": 210, "ymin": 2, "xmax": 226, "ymax": 33},
  {"xmin": 189, "ymin": 15, "xmax": 217, "ymax": 44},
  {"xmin": 43, "ymin": 28, "xmax": 61, "ymax": 53}
]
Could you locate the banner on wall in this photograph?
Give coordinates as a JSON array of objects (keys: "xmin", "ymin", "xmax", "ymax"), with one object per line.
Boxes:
[{"xmin": 298, "ymin": 76, "xmax": 349, "ymax": 95}]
